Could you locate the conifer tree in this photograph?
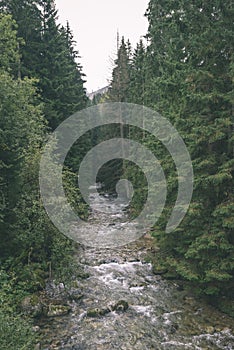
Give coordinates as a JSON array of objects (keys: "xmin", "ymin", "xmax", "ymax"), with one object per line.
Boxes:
[
  {"xmin": 144, "ymin": 0, "xmax": 234, "ymax": 297},
  {"xmin": 1, "ymin": 0, "xmax": 87, "ymax": 129},
  {"xmin": 128, "ymin": 39, "xmax": 146, "ymax": 105},
  {"xmin": 0, "ymin": 14, "xmax": 45, "ymax": 256},
  {"xmin": 109, "ymin": 36, "xmax": 131, "ymax": 102},
  {"xmin": 0, "ymin": 0, "xmax": 43, "ymax": 78},
  {"xmin": 38, "ymin": 0, "xmax": 87, "ymax": 128},
  {"xmin": 99, "ymin": 36, "xmax": 132, "ymax": 193}
]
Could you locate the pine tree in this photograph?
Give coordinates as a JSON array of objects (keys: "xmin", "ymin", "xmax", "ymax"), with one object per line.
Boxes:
[
  {"xmin": 0, "ymin": 13, "xmax": 20, "ymax": 73},
  {"xmin": 0, "ymin": 10, "xmax": 85, "ymax": 278},
  {"xmin": 38, "ymin": 0, "xmax": 87, "ymax": 128},
  {"xmin": 1, "ymin": 0, "xmax": 88, "ymax": 129},
  {"xmin": 0, "ymin": 0, "xmax": 43, "ymax": 78},
  {"xmin": 128, "ymin": 39, "xmax": 146, "ymax": 105},
  {"xmin": 0, "ymin": 14, "xmax": 45, "ymax": 256},
  {"xmin": 144, "ymin": 0, "xmax": 234, "ymax": 298},
  {"xmin": 98, "ymin": 36, "xmax": 133, "ymax": 193},
  {"xmin": 109, "ymin": 36, "xmax": 131, "ymax": 102}
]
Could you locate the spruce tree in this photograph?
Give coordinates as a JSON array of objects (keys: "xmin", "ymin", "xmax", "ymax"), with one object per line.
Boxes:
[
  {"xmin": 109, "ymin": 36, "xmax": 131, "ymax": 102},
  {"xmin": 0, "ymin": 14, "xmax": 45, "ymax": 256},
  {"xmin": 38, "ymin": 0, "xmax": 87, "ymax": 128},
  {"xmin": 98, "ymin": 36, "xmax": 132, "ymax": 193},
  {"xmin": 0, "ymin": 0, "xmax": 43, "ymax": 78},
  {"xmin": 1, "ymin": 0, "xmax": 87, "ymax": 129},
  {"xmin": 144, "ymin": 0, "xmax": 234, "ymax": 297},
  {"xmin": 128, "ymin": 39, "xmax": 146, "ymax": 105}
]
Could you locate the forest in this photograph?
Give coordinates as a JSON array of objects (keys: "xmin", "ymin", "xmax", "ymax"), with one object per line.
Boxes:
[{"xmin": 0, "ymin": 0, "xmax": 233, "ymax": 349}]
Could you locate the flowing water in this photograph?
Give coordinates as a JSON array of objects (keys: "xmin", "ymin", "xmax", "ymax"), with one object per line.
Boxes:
[{"xmin": 38, "ymin": 190, "xmax": 234, "ymax": 350}]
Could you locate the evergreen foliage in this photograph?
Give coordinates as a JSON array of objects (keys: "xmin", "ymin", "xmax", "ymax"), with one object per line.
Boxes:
[
  {"xmin": 143, "ymin": 0, "xmax": 233, "ymax": 298},
  {"xmin": 0, "ymin": 2, "xmax": 88, "ymax": 345},
  {"xmin": 0, "ymin": 2, "xmax": 233, "ymax": 345},
  {"xmin": 105, "ymin": 0, "xmax": 233, "ymax": 301},
  {"xmin": 107, "ymin": 0, "xmax": 233, "ymax": 300},
  {"xmin": 0, "ymin": 0, "xmax": 87, "ymax": 129}
]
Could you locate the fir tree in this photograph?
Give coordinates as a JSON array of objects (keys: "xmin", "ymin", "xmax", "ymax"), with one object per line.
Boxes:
[
  {"xmin": 144, "ymin": 0, "xmax": 234, "ymax": 297},
  {"xmin": 109, "ymin": 36, "xmax": 131, "ymax": 102},
  {"xmin": 1, "ymin": 0, "xmax": 88, "ymax": 129}
]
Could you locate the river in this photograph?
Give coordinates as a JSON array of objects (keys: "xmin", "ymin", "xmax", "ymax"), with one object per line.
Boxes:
[{"xmin": 38, "ymin": 189, "xmax": 234, "ymax": 350}]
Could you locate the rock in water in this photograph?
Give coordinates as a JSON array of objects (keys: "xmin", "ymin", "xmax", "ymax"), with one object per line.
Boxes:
[
  {"xmin": 47, "ymin": 304, "xmax": 71, "ymax": 317},
  {"xmin": 86, "ymin": 307, "xmax": 110, "ymax": 317},
  {"xmin": 112, "ymin": 300, "xmax": 129, "ymax": 312}
]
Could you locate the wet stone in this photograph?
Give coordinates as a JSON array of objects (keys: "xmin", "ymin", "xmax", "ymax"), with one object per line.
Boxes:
[
  {"xmin": 86, "ymin": 307, "xmax": 110, "ymax": 317},
  {"xmin": 47, "ymin": 304, "xmax": 71, "ymax": 317},
  {"xmin": 204, "ymin": 325, "xmax": 215, "ymax": 334},
  {"xmin": 111, "ymin": 300, "xmax": 129, "ymax": 312}
]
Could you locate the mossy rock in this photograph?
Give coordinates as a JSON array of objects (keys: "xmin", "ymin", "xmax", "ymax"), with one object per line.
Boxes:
[
  {"xmin": 47, "ymin": 304, "xmax": 71, "ymax": 317},
  {"xmin": 204, "ymin": 326, "xmax": 215, "ymax": 334},
  {"xmin": 152, "ymin": 265, "xmax": 168, "ymax": 275},
  {"xmin": 70, "ymin": 280, "xmax": 79, "ymax": 288},
  {"xmin": 86, "ymin": 307, "xmax": 110, "ymax": 317},
  {"xmin": 112, "ymin": 300, "xmax": 129, "ymax": 312}
]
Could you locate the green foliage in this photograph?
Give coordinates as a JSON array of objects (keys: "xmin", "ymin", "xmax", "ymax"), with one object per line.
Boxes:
[
  {"xmin": 0, "ymin": 269, "xmax": 36, "ymax": 349},
  {"xmin": 38, "ymin": 1, "xmax": 88, "ymax": 128},
  {"xmin": 108, "ymin": 36, "xmax": 131, "ymax": 102},
  {"xmin": 0, "ymin": 71, "xmax": 44, "ymax": 255},
  {"xmin": 0, "ymin": 13, "xmax": 20, "ymax": 72},
  {"xmin": 103, "ymin": 0, "xmax": 234, "ymax": 300},
  {"xmin": 140, "ymin": 0, "xmax": 234, "ymax": 297},
  {"xmin": 1, "ymin": 0, "xmax": 88, "ymax": 129},
  {"xmin": 0, "ymin": 6, "xmax": 89, "ymax": 346},
  {"xmin": 0, "ymin": 312, "xmax": 36, "ymax": 350},
  {"xmin": 0, "ymin": 0, "xmax": 88, "ymax": 270},
  {"xmin": 128, "ymin": 40, "xmax": 147, "ymax": 105}
]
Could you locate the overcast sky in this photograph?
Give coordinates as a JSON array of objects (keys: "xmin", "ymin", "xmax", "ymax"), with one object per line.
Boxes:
[{"xmin": 56, "ymin": 0, "xmax": 149, "ymax": 92}]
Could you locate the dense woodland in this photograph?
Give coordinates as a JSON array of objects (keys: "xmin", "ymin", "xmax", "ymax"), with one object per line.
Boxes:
[
  {"xmin": 101, "ymin": 0, "xmax": 233, "ymax": 304},
  {"xmin": 0, "ymin": 0, "xmax": 233, "ymax": 348}
]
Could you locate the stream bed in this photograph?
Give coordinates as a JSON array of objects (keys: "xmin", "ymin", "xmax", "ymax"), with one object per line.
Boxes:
[{"xmin": 38, "ymin": 191, "xmax": 234, "ymax": 350}]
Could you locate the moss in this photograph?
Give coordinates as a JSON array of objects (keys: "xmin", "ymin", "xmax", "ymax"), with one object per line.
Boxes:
[
  {"xmin": 87, "ymin": 308, "xmax": 110, "ymax": 317},
  {"xmin": 215, "ymin": 298, "xmax": 234, "ymax": 318},
  {"xmin": 30, "ymin": 294, "xmax": 40, "ymax": 306},
  {"xmin": 47, "ymin": 304, "xmax": 71, "ymax": 317}
]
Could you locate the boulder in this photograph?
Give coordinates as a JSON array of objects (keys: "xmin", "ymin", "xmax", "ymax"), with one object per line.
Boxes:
[
  {"xmin": 152, "ymin": 265, "xmax": 168, "ymax": 275},
  {"xmin": 112, "ymin": 300, "xmax": 129, "ymax": 312},
  {"xmin": 86, "ymin": 300, "xmax": 129, "ymax": 318},
  {"xmin": 86, "ymin": 307, "xmax": 110, "ymax": 317},
  {"xmin": 47, "ymin": 304, "xmax": 71, "ymax": 317},
  {"xmin": 204, "ymin": 326, "xmax": 215, "ymax": 334}
]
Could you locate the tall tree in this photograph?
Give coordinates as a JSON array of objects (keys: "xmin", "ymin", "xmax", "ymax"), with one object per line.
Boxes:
[
  {"xmin": 0, "ymin": 13, "xmax": 20, "ymax": 73},
  {"xmin": 98, "ymin": 36, "xmax": 132, "ymax": 193},
  {"xmin": 0, "ymin": 14, "xmax": 45, "ymax": 256},
  {"xmin": 0, "ymin": 0, "xmax": 42, "ymax": 78},
  {"xmin": 109, "ymin": 36, "xmax": 131, "ymax": 102},
  {"xmin": 144, "ymin": 0, "xmax": 234, "ymax": 298},
  {"xmin": 38, "ymin": 0, "xmax": 87, "ymax": 128},
  {"xmin": 128, "ymin": 39, "xmax": 146, "ymax": 105},
  {"xmin": 0, "ymin": 0, "xmax": 87, "ymax": 129}
]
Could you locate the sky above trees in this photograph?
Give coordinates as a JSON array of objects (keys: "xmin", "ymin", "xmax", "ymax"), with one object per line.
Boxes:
[{"xmin": 56, "ymin": 0, "xmax": 149, "ymax": 92}]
